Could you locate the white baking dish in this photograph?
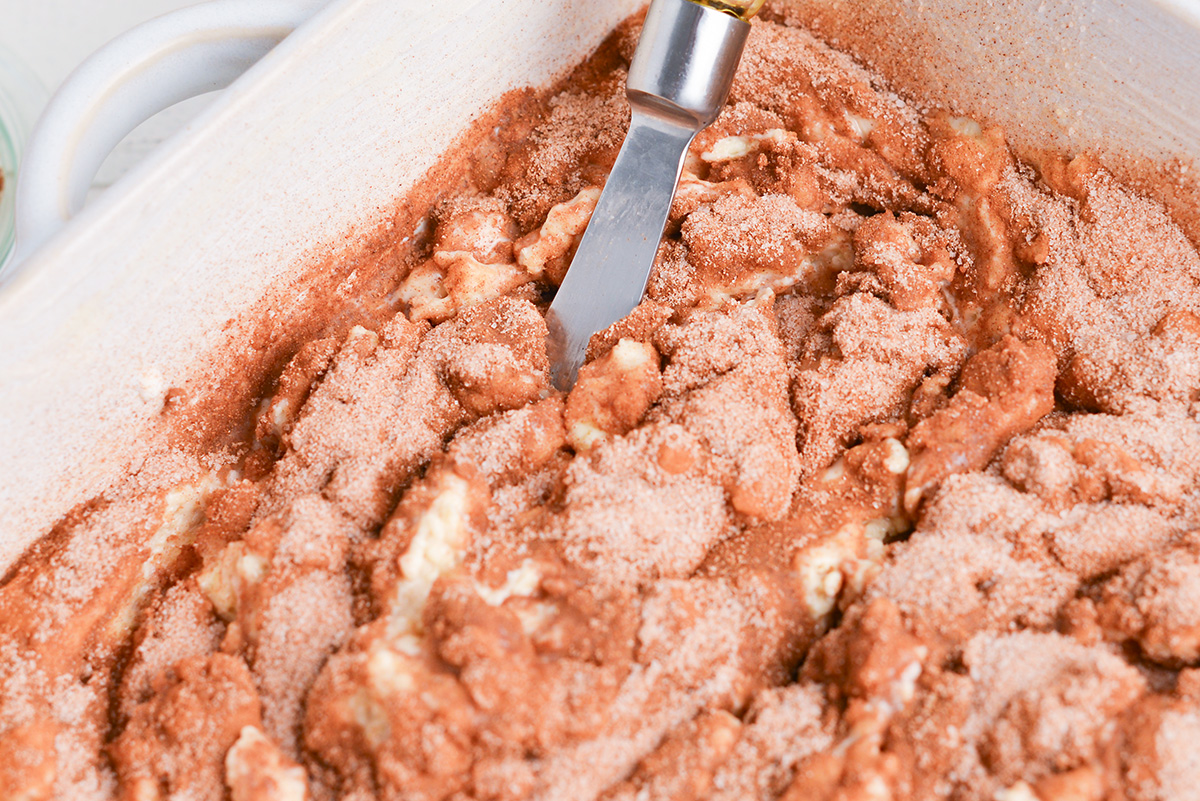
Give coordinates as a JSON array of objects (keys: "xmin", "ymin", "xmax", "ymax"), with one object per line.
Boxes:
[{"xmin": 0, "ymin": 0, "xmax": 1197, "ymax": 573}]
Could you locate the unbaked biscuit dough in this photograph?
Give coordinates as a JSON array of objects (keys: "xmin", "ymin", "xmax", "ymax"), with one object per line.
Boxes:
[{"xmin": 2, "ymin": 11, "xmax": 1200, "ymax": 801}]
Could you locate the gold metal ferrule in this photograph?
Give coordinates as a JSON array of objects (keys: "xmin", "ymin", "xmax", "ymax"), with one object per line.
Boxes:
[{"xmin": 689, "ymin": 0, "xmax": 767, "ymax": 20}]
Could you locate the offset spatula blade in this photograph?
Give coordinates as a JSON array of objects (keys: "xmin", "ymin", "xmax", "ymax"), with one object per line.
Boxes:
[
  {"xmin": 546, "ymin": 0, "xmax": 750, "ymax": 390},
  {"xmin": 546, "ymin": 113, "xmax": 696, "ymax": 389}
]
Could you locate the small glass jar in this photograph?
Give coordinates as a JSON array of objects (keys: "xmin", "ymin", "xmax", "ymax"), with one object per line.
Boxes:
[{"xmin": 0, "ymin": 45, "xmax": 47, "ymax": 274}]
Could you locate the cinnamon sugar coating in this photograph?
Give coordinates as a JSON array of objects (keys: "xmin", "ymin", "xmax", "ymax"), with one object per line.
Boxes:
[{"xmin": 4, "ymin": 13, "xmax": 1200, "ymax": 801}]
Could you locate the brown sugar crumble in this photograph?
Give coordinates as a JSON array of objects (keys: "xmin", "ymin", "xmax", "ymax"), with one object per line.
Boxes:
[{"xmin": 3, "ymin": 11, "xmax": 1200, "ymax": 801}]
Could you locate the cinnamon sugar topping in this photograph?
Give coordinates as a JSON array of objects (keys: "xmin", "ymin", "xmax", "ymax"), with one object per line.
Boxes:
[{"xmin": 3, "ymin": 12, "xmax": 1200, "ymax": 801}]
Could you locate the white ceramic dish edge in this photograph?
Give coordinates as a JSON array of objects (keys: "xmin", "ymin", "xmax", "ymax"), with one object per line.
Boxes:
[
  {"xmin": 0, "ymin": 0, "xmax": 642, "ymax": 570},
  {"xmin": 787, "ymin": 0, "xmax": 1200, "ymax": 171},
  {"xmin": 11, "ymin": 0, "xmax": 326, "ymax": 266}
]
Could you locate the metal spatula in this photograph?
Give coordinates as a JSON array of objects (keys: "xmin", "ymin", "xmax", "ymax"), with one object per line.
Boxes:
[{"xmin": 545, "ymin": 0, "xmax": 757, "ymax": 389}]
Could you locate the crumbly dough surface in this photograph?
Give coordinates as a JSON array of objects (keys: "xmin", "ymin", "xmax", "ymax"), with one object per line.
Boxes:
[{"xmin": 3, "ymin": 13, "xmax": 1200, "ymax": 801}]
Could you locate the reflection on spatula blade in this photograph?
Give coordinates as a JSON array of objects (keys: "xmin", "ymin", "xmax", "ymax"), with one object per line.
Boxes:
[
  {"xmin": 545, "ymin": 113, "xmax": 695, "ymax": 389},
  {"xmin": 545, "ymin": 0, "xmax": 750, "ymax": 390}
]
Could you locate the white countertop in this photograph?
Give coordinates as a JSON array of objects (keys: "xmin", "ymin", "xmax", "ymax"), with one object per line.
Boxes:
[{"xmin": 1, "ymin": 1, "xmax": 202, "ymax": 91}]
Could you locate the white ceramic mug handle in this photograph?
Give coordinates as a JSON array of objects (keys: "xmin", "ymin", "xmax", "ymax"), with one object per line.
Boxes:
[{"xmin": 13, "ymin": 0, "xmax": 322, "ymax": 264}]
